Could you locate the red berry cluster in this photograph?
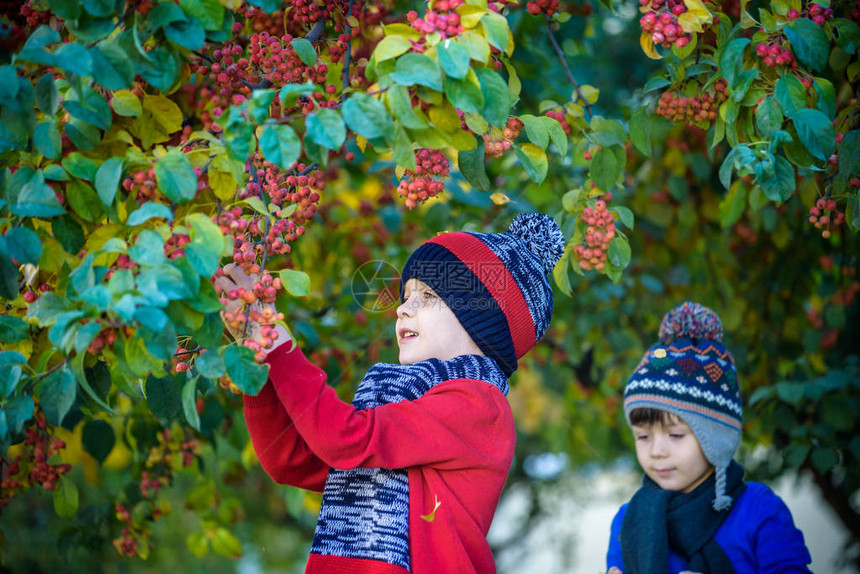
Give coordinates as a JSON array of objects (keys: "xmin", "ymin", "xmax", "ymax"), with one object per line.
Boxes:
[
  {"xmin": 656, "ymin": 79, "xmax": 728, "ymax": 124},
  {"xmin": 140, "ymin": 429, "xmax": 198, "ymax": 497},
  {"xmin": 196, "ymin": 42, "xmax": 250, "ymax": 100},
  {"xmin": 247, "ymin": 32, "xmax": 329, "ymax": 88},
  {"xmin": 218, "ymin": 269, "xmax": 287, "ymax": 362},
  {"xmin": 527, "ymin": 0, "xmax": 559, "ymax": 17},
  {"xmin": 639, "ymin": 0, "xmax": 693, "ymax": 50},
  {"xmin": 407, "ymin": 0, "xmax": 465, "ymax": 39},
  {"xmin": 808, "ymin": 197, "xmax": 846, "ymax": 239},
  {"xmin": 1, "ymin": 408, "xmax": 72, "ymax": 511},
  {"xmin": 122, "ymin": 168, "xmax": 158, "ymax": 204},
  {"xmin": 112, "ymin": 501, "xmax": 164, "ymax": 558},
  {"xmin": 20, "ymin": 1, "xmax": 50, "ymax": 28},
  {"xmin": 788, "ymin": 3, "xmax": 833, "ymax": 25},
  {"xmin": 397, "ymin": 149, "xmax": 450, "ymax": 209},
  {"xmin": 483, "ymin": 118, "xmax": 524, "ymax": 157},
  {"xmin": 574, "ymin": 200, "xmax": 617, "ymax": 272},
  {"xmin": 754, "ymin": 42, "xmax": 795, "ymax": 68},
  {"xmin": 545, "ymin": 110, "xmax": 572, "ymax": 136}
]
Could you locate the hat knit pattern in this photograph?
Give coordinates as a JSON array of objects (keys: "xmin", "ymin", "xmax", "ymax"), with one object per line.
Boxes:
[
  {"xmin": 624, "ymin": 302, "xmax": 743, "ymax": 511},
  {"xmin": 401, "ymin": 213, "xmax": 564, "ymax": 377}
]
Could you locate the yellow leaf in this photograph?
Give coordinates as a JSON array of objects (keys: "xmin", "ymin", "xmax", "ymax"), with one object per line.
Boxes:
[
  {"xmin": 682, "ymin": 0, "xmax": 712, "ymax": 19},
  {"xmin": 347, "ymin": 15, "xmax": 360, "ymax": 28},
  {"xmin": 577, "ymin": 85, "xmax": 600, "ymax": 105},
  {"xmin": 218, "ymin": 0, "xmax": 242, "ymax": 8},
  {"xmin": 490, "ymin": 192, "xmax": 511, "ymax": 205},
  {"xmin": 356, "ymin": 134, "xmax": 367, "ymax": 152},
  {"xmin": 678, "ymin": 12, "xmax": 704, "ymax": 33},
  {"xmin": 457, "ymin": 4, "xmax": 488, "ymax": 28},
  {"xmin": 640, "ymin": 32, "xmax": 662, "ymax": 60}
]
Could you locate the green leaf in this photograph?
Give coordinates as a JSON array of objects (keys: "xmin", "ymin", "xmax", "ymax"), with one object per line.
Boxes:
[
  {"xmin": 94, "ymin": 157, "xmax": 123, "ymax": 206},
  {"xmin": 224, "ymin": 345, "xmax": 269, "ymax": 396},
  {"xmin": 513, "ymin": 143, "xmax": 548, "ymax": 183},
  {"xmin": 589, "ymin": 117, "xmax": 628, "ymax": 147},
  {"xmin": 607, "ymin": 236, "xmax": 631, "ymax": 269},
  {"xmin": 0, "ymin": 254, "xmax": 17, "ymax": 300},
  {"xmin": 182, "ymin": 376, "xmax": 201, "ymax": 431},
  {"xmin": 0, "ymin": 315, "xmax": 28, "ymax": 343},
  {"xmin": 62, "ymin": 153, "xmax": 98, "ymax": 181},
  {"xmin": 475, "ymin": 67, "xmax": 510, "ymax": 128},
  {"xmin": 51, "ymin": 215, "xmax": 87, "ymax": 255},
  {"xmin": 27, "ymin": 292, "xmax": 74, "ymax": 326},
  {"xmin": 166, "ymin": 18, "xmax": 206, "ymax": 50},
  {"xmin": 53, "ymin": 476, "xmax": 79, "ymax": 519},
  {"xmin": 629, "ymin": 106, "xmax": 652, "ymax": 157},
  {"xmin": 374, "ymin": 35, "xmax": 412, "ymax": 63},
  {"xmin": 33, "ymin": 120, "xmax": 62, "ymax": 159},
  {"xmin": 519, "ymin": 114, "xmax": 549, "ymax": 149},
  {"xmin": 53, "ymin": 42, "xmax": 92, "ymax": 77},
  {"xmin": 34, "ymin": 74, "xmax": 59, "ymax": 115},
  {"xmin": 4, "ymin": 226, "xmax": 42, "ymax": 265},
  {"xmin": 838, "ymin": 130, "xmax": 859, "ymax": 179},
  {"xmin": 4, "ymin": 395, "xmax": 34, "ymax": 431},
  {"xmin": 590, "ymin": 146, "xmax": 620, "ymax": 192},
  {"xmin": 458, "ymin": 138, "xmax": 490, "ymax": 191},
  {"xmin": 259, "ymin": 124, "xmax": 301, "ymax": 169},
  {"xmin": 832, "ymin": 18, "xmax": 860, "ymax": 55},
  {"xmin": 391, "ymin": 125, "xmax": 416, "ymax": 170},
  {"xmin": 784, "ymin": 18, "xmax": 830, "ymax": 73},
  {"xmin": 40, "ymin": 367, "xmax": 76, "ymax": 426},
  {"xmin": 18, "ymin": 26, "xmax": 60, "ymax": 66},
  {"xmin": 774, "ymin": 74, "xmax": 808, "ymax": 118},
  {"xmin": 390, "ymin": 53, "xmax": 443, "ymax": 92},
  {"xmin": 436, "ymin": 38, "xmax": 471, "ymax": 79},
  {"xmin": 65, "ymin": 119, "xmax": 102, "ymax": 150},
  {"xmin": 642, "ymin": 76, "xmax": 672, "ymax": 92},
  {"xmin": 305, "ymin": 108, "xmax": 347, "ymax": 151},
  {"xmin": 186, "ymin": 212, "xmax": 226, "ymax": 277},
  {"xmin": 64, "ymin": 87, "xmax": 112, "ymax": 131},
  {"xmin": 813, "ymin": 77, "xmax": 836, "ymax": 120},
  {"xmin": 755, "ymin": 96, "xmax": 784, "ymax": 138},
  {"xmin": 66, "ymin": 179, "xmax": 104, "ymax": 222},
  {"xmin": 0, "ymin": 65, "xmax": 18, "ymax": 103},
  {"xmin": 211, "ymin": 527, "xmax": 242, "ymax": 559},
  {"xmin": 82, "ymin": 419, "xmax": 115, "ymax": 463},
  {"xmin": 91, "ymin": 41, "xmax": 135, "ymax": 90},
  {"xmin": 810, "ymin": 447, "xmax": 839, "ymax": 473},
  {"xmin": 386, "ymin": 84, "xmax": 428, "ymax": 130},
  {"xmin": 127, "ymin": 202, "xmax": 174, "ymax": 226},
  {"xmin": 146, "ymin": 373, "xmax": 184, "ymax": 420},
  {"xmin": 611, "ymin": 206, "xmax": 635, "ymax": 230},
  {"xmin": 110, "ymin": 90, "xmax": 142, "ymax": 117},
  {"xmin": 291, "ymin": 38, "xmax": 317, "ymax": 66},
  {"xmin": 186, "ymin": 532, "xmax": 209, "ymax": 557},
  {"xmin": 83, "ymin": 0, "xmax": 115, "ymax": 17},
  {"xmin": 718, "ymin": 38, "xmax": 750, "ymax": 89},
  {"xmin": 278, "ymin": 82, "xmax": 320, "ymax": 107},
  {"xmin": 196, "ymin": 349, "xmax": 226, "ymax": 379},
  {"xmin": 342, "ymin": 92, "xmax": 394, "ymax": 141},
  {"xmin": 719, "ymin": 182, "xmax": 747, "ymax": 227},
  {"xmin": 759, "ymin": 155, "xmax": 795, "ymax": 201},
  {"xmin": 128, "ymin": 229, "xmax": 167, "ymax": 266},
  {"xmin": 279, "ymin": 269, "xmax": 311, "ymax": 296},
  {"xmin": 12, "ymin": 181, "xmax": 65, "ymax": 217},
  {"xmin": 480, "ymin": 12, "xmax": 510, "ymax": 53},
  {"xmin": 793, "ymin": 108, "xmax": 836, "ymax": 160},
  {"xmin": 445, "ymin": 69, "xmax": 484, "ymax": 114},
  {"xmin": 146, "ymin": 1, "xmax": 186, "ymax": 29},
  {"xmin": 154, "ymin": 149, "xmax": 198, "ymax": 203}
]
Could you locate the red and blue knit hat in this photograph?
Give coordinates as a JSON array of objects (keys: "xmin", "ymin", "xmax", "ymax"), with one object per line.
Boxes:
[
  {"xmin": 624, "ymin": 302, "xmax": 743, "ymax": 510},
  {"xmin": 401, "ymin": 213, "xmax": 564, "ymax": 377}
]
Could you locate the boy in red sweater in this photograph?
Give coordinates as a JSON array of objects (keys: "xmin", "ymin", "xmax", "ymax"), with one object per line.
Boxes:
[{"xmin": 216, "ymin": 213, "xmax": 564, "ymax": 574}]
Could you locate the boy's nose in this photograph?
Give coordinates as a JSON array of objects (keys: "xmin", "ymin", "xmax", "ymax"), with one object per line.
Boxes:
[
  {"xmin": 396, "ymin": 297, "xmax": 417, "ymax": 318},
  {"xmin": 649, "ymin": 436, "xmax": 668, "ymax": 457}
]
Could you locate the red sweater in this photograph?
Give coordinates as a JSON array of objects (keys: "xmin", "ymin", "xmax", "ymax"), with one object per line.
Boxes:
[{"xmin": 243, "ymin": 343, "xmax": 516, "ymax": 574}]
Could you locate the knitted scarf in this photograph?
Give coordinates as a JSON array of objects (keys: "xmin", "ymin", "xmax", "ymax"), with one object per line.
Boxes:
[
  {"xmin": 310, "ymin": 354, "xmax": 509, "ymax": 571},
  {"xmin": 620, "ymin": 460, "xmax": 746, "ymax": 574}
]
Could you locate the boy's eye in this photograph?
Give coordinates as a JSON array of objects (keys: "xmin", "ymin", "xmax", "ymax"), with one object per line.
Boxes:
[
  {"xmin": 422, "ymin": 291, "xmax": 437, "ymax": 300},
  {"xmin": 635, "ymin": 434, "xmax": 649, "ymax": 441},
  {"xmin": 670, "ymin": 433, "xmax": 685, "ymax": 439}
]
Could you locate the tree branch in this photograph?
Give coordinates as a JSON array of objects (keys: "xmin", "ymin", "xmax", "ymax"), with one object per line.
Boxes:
[
  {"xmin": 340, "ymin": 0, "xmax": 356, "ymax": 102},
  {"xmin": 544, "ymin": 16, "xmax": 592, "ymax": 119}
]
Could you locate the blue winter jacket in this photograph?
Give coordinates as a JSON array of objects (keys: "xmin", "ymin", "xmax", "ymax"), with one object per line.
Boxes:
[{"xmin": 606, "ymin": 481, "xmax": 813, "ymax": 573}]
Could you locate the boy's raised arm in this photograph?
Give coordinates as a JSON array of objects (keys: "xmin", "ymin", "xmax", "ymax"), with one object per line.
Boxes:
[{"xmin": 264, "ymin": 343, "xmax": 516, "ymax": 472}]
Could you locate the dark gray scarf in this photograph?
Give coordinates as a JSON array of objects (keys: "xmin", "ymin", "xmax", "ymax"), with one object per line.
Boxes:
[{"xmin": 621, "ymin": 460, "xmax": 746, "ymax": 573}]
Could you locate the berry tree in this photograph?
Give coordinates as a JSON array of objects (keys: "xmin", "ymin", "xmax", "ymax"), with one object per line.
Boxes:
[{"xmin": 0, "ymin": 0, "xmax": 858, "ymax": 569}]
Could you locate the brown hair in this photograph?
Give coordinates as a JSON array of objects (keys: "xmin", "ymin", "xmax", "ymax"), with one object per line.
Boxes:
[{"xmin": 628, "ymin": 407, "xmax": 683, "ymax": 428}]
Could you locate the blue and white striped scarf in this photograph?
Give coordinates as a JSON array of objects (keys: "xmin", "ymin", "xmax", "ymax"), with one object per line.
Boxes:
[{"xmin": 310, "ymin": 354, "xmax": 508, "ymax": 571}]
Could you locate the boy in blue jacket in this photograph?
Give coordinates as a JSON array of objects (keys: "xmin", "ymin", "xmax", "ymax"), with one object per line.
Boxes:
[{"xmin": 606, "ymin": 302, "xmax": 813, "ymax": 574}]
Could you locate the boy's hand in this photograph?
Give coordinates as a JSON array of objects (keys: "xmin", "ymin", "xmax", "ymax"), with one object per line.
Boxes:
[
  {"xmin": 607, "ymin": 568, "xmax": 623, "ymax": 574},
  {"xmin": 214, "ymin": 263, "xmax": 291, "ymax": 352}
]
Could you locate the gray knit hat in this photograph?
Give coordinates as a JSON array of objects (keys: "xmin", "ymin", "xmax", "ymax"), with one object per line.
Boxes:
[{"xmin": 624, "ymin": 302, "xmax": 743, "ymax": 511}]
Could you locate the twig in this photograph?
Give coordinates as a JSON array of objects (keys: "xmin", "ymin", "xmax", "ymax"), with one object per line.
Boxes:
[
  {"xmin": 544, "ymin": 15, "xmax": 592, "ymax": 119},
  {"xmin": 305, "ymin": 19, "xmax": 327, "ymax": 44},
  {"xmin": 242, "ymin": 78, "xmax": 273, "ymax": 90},
  {"xmin": 340, "ymin": 0, "xmax": 356, "ymax": 102},
  {"xmin": 23, "ymin": 355, "xmax": 73, "ymax": 395}
]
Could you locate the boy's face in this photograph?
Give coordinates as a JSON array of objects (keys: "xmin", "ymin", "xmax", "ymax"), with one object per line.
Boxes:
[
  {"xmin": 631, "ymin": 414, "xmax": 714, "ymax": 493},
  {"xmin": 395, "ymin": 278, "xmax": 483, "ymax": 364}
]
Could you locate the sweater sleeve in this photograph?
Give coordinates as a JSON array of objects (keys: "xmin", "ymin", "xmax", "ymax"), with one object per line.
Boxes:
[
  {"xmin": 748, "ymin": 484, "xmax": 813, "ymax": 573},
  {"xmin": 606, "ymin": 503, "xmax": 626, "ymax": 571},
  {"xmin": 264, "ymin": 343, "xmax": 515, "ymax": 471},
  {"xmin": 243, "ymin": 378, "xmax": 330, "ymax": 492}
]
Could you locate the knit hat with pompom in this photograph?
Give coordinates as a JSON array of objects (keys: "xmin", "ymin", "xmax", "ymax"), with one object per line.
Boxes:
[
  {"xmin": 624, "ymin": 302, "xmax": 743, "ymax": 511},
  {"xmin": 401, "ymin": 213, "xmax": 564, "ymax": 377}
]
